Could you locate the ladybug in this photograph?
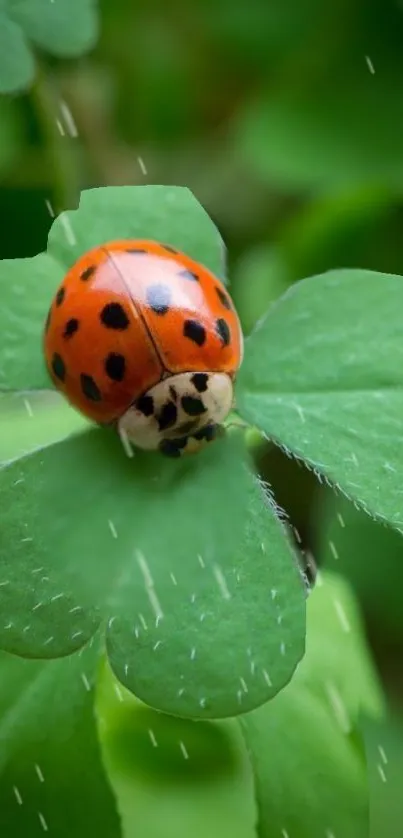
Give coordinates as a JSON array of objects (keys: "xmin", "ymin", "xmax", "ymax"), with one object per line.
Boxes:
[{"xmin": 43, "ymin": 239, "xmax": 243, "ymax": 456}]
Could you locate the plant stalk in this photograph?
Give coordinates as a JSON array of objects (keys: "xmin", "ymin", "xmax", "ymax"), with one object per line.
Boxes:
[{"xmin": 30, "ymin": 64, "xmax": 81, "ymax": 215}]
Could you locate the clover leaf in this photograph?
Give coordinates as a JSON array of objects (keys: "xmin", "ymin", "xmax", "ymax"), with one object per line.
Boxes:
[
  {"xmin": 363, "ymin": 713, "xmax": 403, "ymax": 838},
  {"xmin": 0, "ymin": 391, "xmax": 86, "ymax": 464},
  {"xmin": 0, "ymin": 426, "xmax": 305, "ymax": 718},
  {"xmin": 317, "ymin": 490, "xmax": 403, "ymax": 638},
  {"xmin": 95, "ymin": 661, "xmax": 257, "ymax": 838},
  {"xmin": 0, "ymin": 185, "xmax": 306, "ymax": 720},
  {"xmin": 240, "ymin": 571, "xmax": 383, "ymax": 838},
  {"xmin": 237, "ymin": 268, "xmax": 403, "ymax": 530},
  {"xmin": 0, "ymin": 0, "xmax": 98, "ymax": 93},
  {"xmin": 0, "ymin": 637, "xmax": 120, "ymax": 837}
]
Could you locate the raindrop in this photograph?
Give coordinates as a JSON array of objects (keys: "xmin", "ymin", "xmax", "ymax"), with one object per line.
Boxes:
[
  {"xmin": 328, "ymin": 541, "xmax": 339, "ymax": 561},
  {"xmin": 213, "ymin": 564, "xmax": 231, "ymax": 599},
  {"xmin": 378, "ymin": 744, "xmax": 387, "ymax": 765},
  {"xmin": 108, "ymin": 519, "xmax": 118, "ymax": 539},
  {"xmin": 138, "ymin": 156, "xmax": 147, "ymax": 175},
  {"xmin": 81, "ymin": 673, "xmax": 91, "ymax": 692},
  {"xmin": 35, "ymin": 764, "xmax": 45, "ymax": 783},
  {"xmin": 365, "ymin": 55, "xmax": 375, "ymax": 74},
  {"xmin": 45, "ymin": 199, "xmax": 55, "ymax": 217},
  {"xmin": 38, "ymin": 812, "xmax": 49, "ymax": 832},
  {"xmin": 148, "ymin": 729, "xmax": 158, "ymax": 747},
  {"xmin": 333, "ymin": 598, "xmax": 351, "ymax": 633},
  {"xmin": 377, "ymin": 764, "xmax": 387, "ymax": 783},
  {"xmin": 13, "ymin": 786, "xmax": 23, "ymax": 805},
  {"xmin": 138, "ymin": 613, "xmax": 148, "ymax": 630},
  {"xmin": 60, "ymin": 99, "xmax": 78, "ymax": 137},
  {"xmin": 179, "ymin": 741, "xmax": 189, "ymax": 759},
  {"xmin": 263, "ymin": 669, "xmax": 272, "ymax": 686},
  {"xmin": 114, "ymin": 683, "xmax": 124, "ymax": 702}
]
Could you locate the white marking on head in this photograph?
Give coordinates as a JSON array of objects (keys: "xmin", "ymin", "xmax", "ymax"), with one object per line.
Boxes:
[{"xmin": 118, "ymin": 371, "xmax": 233, "ymax": 451}]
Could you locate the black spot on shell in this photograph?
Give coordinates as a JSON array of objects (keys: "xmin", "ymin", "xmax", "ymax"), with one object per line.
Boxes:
[
  {"xmin": 181, "ymin": 395, "xmax": 207, "ymax": 416},
  {"xmin": 126, "ymin": 248, "xmax": 147, "ymax": 254},
  {"xmin": 136, "ymin": 394, "xmax": 154, "ymax": 416},
  {"xmin": 162, "ymin": 244, "xmax": 178, "ymax": 254},
  {"xmin": 216, "ymin": 286, "xmax": 232, "ymax": 310},
  {"xmin": 45, "ymin": 308, "xmax": 51, "ymax": 332},
  {"xmin": 55, "ymin": 286, "xmax": 65, "ymax": 306},
  {"xmin": 169, "ymin": 386, "xmax": 178, "ymax": 401},
  {"xmin": 216, "ymin": 318, "xmax": 231, "ymax": 346},
  {"xmin": 81, "ymin": 373, "xmax": 102, "ymax": 401},
  {"xmin": 183, "ymin": 319, "xmax": 206, "ymax": 346},
  {"xmin": 63, "ymin": 318, "xmax": 79, "ymax": 339},
  {"xmin": 51, "ymin": 353, "xmax": 65, "ymax": 381},
  {"xmin": 191, "ymin": 373, "xmax": 208, "ymax": 392},
  {"xmin": 100, "ymin": 302, "xmax": 130, "ymax": 330},
  {"xmin": 80, "ymin": 265, "xmax": 96, "ymax": 281},
  {"xmin": 157, "ymin": 400, "xmax": 178, "ymax": 431},
  {"xmin": 179, "ymin": 269, "xmax": 199, "ymax": 282},
  {"xmin": 105, "ymin": 352, "xmax": 126, "ymax": 382},
  {"xmin": 146, "ymin": 284, "xmax": 171, "ymax": 315}
]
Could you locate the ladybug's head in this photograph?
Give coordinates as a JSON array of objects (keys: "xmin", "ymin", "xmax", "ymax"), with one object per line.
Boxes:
[{"xmin": 117, "ymin": 371, "xmax": 233, "ymax": 456}]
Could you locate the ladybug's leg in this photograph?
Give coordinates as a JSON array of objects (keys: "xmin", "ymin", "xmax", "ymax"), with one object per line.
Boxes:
[
  {"xmin": 192, "ymin": 423, "xmax": 219, "ymax": 443},
  {"xmin": 159, "ymin": 436, "xmax": 189, "ymax": 458},
  {"xmin": 159, "ymin": 423, "xmax": 223, "ymax": 458}
]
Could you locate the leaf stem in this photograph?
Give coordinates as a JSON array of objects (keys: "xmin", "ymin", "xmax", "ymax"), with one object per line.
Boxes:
[{"xmin": 30, "ymin": 64, "xmax": 80, "ymax": 214}]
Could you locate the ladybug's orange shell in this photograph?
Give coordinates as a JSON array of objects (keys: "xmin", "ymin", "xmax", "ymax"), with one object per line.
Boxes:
[{"xmin": 44, "ymin": 239, "xmax": 243, "ymax": 425}]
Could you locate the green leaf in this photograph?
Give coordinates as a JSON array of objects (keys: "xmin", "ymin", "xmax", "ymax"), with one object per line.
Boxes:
[
  {"xmin": 234, "ymin": 76, "xmax": 403, "ymax": 191},
  {"xmin": 240, "ymin": 572, "xmax": 381, "ymax": 838},
  {"xmin": 0, "ymin": 428, "xmax": 305, "ymax": 718},
  {"xmin": 242, "ymin": 688, "xmax": 369, "ymax": 838},
  {"xmin": 0, "ymin": 253, "xmax": 64, "ymax": 392},
  {"xmin": 95, "ymin": 661, "xmax": 257, "ymax": 838},
  {"xmin": 9, "ymin": 0, "xmax": 98, "ymax": 56},
  {"xmin": 363, "ymin": 713, "xmax": 403, "ymax": 838},
  {"xmin": 316, "ymin": 491, "xmax": 403, "ymax": 638},
  {"xmin": 0, "ymin": 0, "xmax": 98, "ymax": 92},
  {"xmin": 0, "ymin": 10, "xmax": 33, "ymax": 94},
  {"xmin": 0, "ymin": 639, "xmax": 120, "ymax": 837},
  {"xmin": 292, "ymin": 571, "xmax": 384, "ymax": 721},
  {"xmin": 0, "ymin": 391, "xmax": 87, "ymax": 464},
  {"xmin": 0, "ymin": 185, "xmax": 227, "ymax": 393},
  {"xmin": 47, "ymin": 185, "xmax": 226, "ymax": 281},
  {"xmin": 236, "ymin": 268, "xmax": 403, "ymax": 529}
]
